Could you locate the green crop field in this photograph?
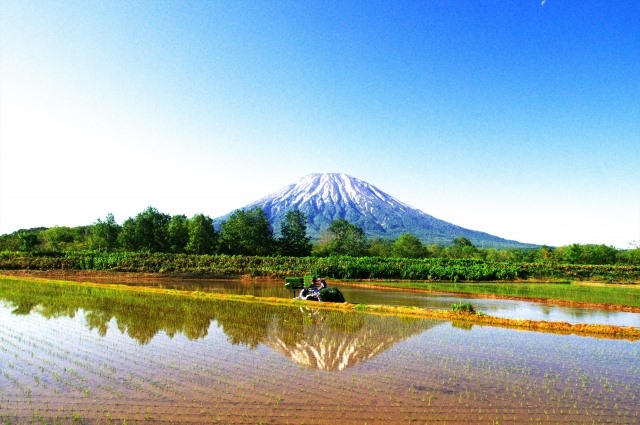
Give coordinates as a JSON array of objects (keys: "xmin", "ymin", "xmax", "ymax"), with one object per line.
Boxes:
[{"xmin": 1, "ymin": 251, "xmax": 639, "ymax": 283}]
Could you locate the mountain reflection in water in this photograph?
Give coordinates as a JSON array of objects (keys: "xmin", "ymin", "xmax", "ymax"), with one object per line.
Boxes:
[
  {"xmin": 0, "ymin": 279, "xmax": 442, "ymax": 370},
  {"xmin": 264, "ymin": 307, "xmax": 441, "ymax": 370}
]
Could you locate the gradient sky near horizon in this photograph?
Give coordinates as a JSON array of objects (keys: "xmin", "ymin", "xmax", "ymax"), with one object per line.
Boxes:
[{"xmin": 1, "ymin": 1, "xmax": 639, "ymax": 248}]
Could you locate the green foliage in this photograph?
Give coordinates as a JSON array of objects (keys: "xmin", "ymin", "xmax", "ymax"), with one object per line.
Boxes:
[
  {"xmin": 391, "ymin": 233, "xmax": 425, "ymax": 258},
  {"xmin": 451, "ymin": 302, "xmax": 476, "ymax": 314},
  {"xmin": 17, "ymin": 231, "xmax": 40, "ymax": 252},
  {"xmin": 89, "ymin": 213, "xmax": 120, "ymax": 252},
  {"xmin": 40, "ymin": 226, "xmax": 79, "ymax": 251},
  {"xmin": 168, "ymin": 214, "xmax": 190, "ymax": 253},
  {"xmin": 448, "ymin": 237, "xmax": 479, "ymax": 259},
  {"xmin": 186, "ymin": 213, "xmax": 217, "ymax": 255},
  {"xmin": 218, "ymin": 207, "xmax": 275, "ymax": 256},
  {"xmin": 119, "ymin": 207, "xmax": 171, "ymax": 252},
  {"xmin": 0, "ymin": 233, "xmax": 18, "ymax": 251},
  {"xmin": 315, "ymin": 219, "xmax": 369, "ymax": 257},
  {"xmin": 426, "ymin": 244, "xmax": 444, "ymax": 258},
  {"xmin": 620, "ymin": 247, "xmax": 640, "ymax": 265},
  {"xmin": 0, "ymin": 252, "xmax": 638, "ymax": 283},
  {"xmin": 368, "ymin": 237, "xmax": 394, "ymax": 257},
  {"xmin": 557, "ymin": 243, "xmax": 620, "ymax": 265},
  {"xmin": 2, "ymin": 206, "xmax": 640, "ymax": 268},
  {"xmin": 278, "ymin": 210, "xmax": 312, "ymax": 256}
]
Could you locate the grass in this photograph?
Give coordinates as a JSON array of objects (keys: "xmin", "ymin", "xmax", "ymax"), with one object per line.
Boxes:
[
  {"xmin": 0, "ymin": 275, "xmax": 638, "ymax": 341},
  {"xmin": 451, "ymin": 302, "xmax": 476, "ymax": 314},
  {"xmin": 349, "ymin": 280, "xmax": 640, "ymax": 309}
]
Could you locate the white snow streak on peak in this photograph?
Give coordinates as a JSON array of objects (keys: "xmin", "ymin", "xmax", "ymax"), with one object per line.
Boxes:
[{"xmin": 251, "ymin": 172, "xmax": 419, "ymax": 213}]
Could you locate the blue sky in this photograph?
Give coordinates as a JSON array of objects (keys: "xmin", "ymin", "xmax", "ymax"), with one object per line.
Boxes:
[{"xmin": 1, "ymin": 0, "xmax": 638, "ymax": 248}]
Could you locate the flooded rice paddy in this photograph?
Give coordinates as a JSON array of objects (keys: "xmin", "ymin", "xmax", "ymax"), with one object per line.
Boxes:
[
  {"xmin": 0, "ymin": 278, "xmax": 639, "ymax": 424},
  {"xmin": 62, "ymin": 276, "xmax": 640, "ymax": 328},
  {"xmin": 339, "ymin": 287, "xmax": 640, "ymax": 328}
]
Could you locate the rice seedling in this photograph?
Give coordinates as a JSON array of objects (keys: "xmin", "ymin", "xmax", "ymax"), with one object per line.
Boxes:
[
  {"xmin": 450, "ymin": 302, "xmax": 476, "ymax": 314},
  {"xmin": 0, "ymin": 278, "xmax": 639, "ymax": 424}
]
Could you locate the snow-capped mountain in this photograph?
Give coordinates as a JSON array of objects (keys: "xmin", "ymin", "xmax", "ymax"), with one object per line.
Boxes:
[{"xmin": 214, "ymin": 173, "xmax": 534, "ymax": 248}]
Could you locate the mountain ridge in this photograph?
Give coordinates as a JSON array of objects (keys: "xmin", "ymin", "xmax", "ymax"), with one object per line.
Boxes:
[{"xmin": 213, "ymin": 173, "xmax": 536, "ymax": 249}]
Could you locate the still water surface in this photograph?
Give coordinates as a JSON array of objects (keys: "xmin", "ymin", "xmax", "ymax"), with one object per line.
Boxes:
[
  {"xmin": 0, "ymin": 278, "xmax": 638, "ymax": 424},
  {"xmin": 98, "ymin": 277, "xmax": 640, "ymax": 328}
]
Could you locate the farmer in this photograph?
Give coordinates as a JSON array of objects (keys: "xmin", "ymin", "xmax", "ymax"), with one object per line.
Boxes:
[
  {"xmin": 299, "ymin": 276, "xmax": 327, "ymax": 300},
  {"xmin": 317, "ymin": 276, "xmax": 328, "ymax": 289}
]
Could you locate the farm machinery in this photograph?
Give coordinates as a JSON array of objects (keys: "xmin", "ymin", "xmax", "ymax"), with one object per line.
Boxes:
[{"xmin": 285, "ymin": 276, "xmax": 346, "ymax": 303}]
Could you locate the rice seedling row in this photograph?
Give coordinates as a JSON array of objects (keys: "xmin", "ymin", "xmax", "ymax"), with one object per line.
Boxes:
[{"xmin": 2, "ymin": 283, "xmax": 640, "ymax": 424}]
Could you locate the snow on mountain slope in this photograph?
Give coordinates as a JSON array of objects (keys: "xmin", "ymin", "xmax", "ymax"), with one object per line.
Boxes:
[
  {"xmin": 213, "ymin": 173, "xmax": 534, "ymax": 248},
  {"xmin": 253, "ymin": 173, "xmax": 413, "ymax": 215}
]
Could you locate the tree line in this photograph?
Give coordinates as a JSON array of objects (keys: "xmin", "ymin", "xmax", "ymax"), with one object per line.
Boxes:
[
  {"xmin": 0, "ymin": 207, "xmax": 312, "ymax": 257},
  {"xmin": 1, "ymin": 206, "xmax": 638, "ymax": 265}
]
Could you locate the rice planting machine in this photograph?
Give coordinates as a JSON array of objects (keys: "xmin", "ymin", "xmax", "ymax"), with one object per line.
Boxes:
[{"xmin": 284, "ymin": 276, "xmax": 346, "ymax": 303}]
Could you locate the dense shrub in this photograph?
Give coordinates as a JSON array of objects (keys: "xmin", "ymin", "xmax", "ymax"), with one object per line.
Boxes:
[{"xmin": 0, "ymin": 251, "xmax": 638, "ymax": 283}]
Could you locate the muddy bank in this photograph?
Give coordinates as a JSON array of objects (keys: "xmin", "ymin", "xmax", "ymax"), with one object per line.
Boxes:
[
  {"xmin": 1, "ymin": 272, "xmax": 639, "ymax": 341},
  {"xmin": 345, "ymin": 281, "xmax": 640, "ymax": 313},
  {"xmin": 2, "ymin": 269, "xmax": 639, "ymax": 314}
]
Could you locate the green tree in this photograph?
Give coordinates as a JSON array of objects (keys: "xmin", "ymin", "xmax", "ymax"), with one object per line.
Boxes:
[
  {"xmin": 218, "ymin": 207, "xmax": 275, "ymax": 255},
  {"xmin": 168, "ymin": 214, "xmax": 189, "ymax": 253},
  {"xmin": 426, "ymin": 243, "xmax": 444, "ymax": 258},
  {"xmin": 535, "ymin": 245, "xmax": 555, "ymax": 262},
  {"xmin": 40, "ymin": 226, "xmax": 77, "ymax": 251},
  {"xmin": 17, "ymin": 231, "xmax": 40, "ymax": 252},
  {"xmin": 278, "ymin": 210, "xmax": 312, "ymax": 256},
  {"xmin": 621, "ymin": 245, "xmax": 640, "ymax": 265},
  {"xmin": 391, "ymin": 233, "xmax": 425, "ymax": 258},
  {"xmin": 119, "ymin": 218, "xmax": 136, "ymax": 251},
  {"xmin": 562, "ymin": 243, "xmax": 618, "ymax": 265},
  {"xmin": 447, "ymin": 236, "xmax": 479, "ymax": 259},
  {"xmin": 0, "ymin": 232, "xmax": 19, "ymax": 251},
  {"xmin": 119, "ymin": 207, "xmax": 171, "ymax": 252},
  {"xmin": 187, "ymin": 213, "xmax": 217, "ymax": 255},
  {"xmin": 90, "ymin": 213, "xmax": 121, "ymax": 252},
  {"xmin": 368, "ymin": 237, "xmax": 393, "ymax": 257},
  {"xmin": 316, "ymin": 219, "xmax": 369, "ymax": 257}
]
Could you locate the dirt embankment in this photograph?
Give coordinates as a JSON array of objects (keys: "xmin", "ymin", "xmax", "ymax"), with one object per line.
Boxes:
[
  {"xmin": 3, "ymin": 269, "xmax": 640, "ymax": 313},
  {"xmin": 341, "ymin": 281, "xmax": 640, "ymax": 313},
  {"xmin": 0, "ymin": 269, "xmax": 243, "ymax": 284},
  {"xmin": 2, "ymin": 270, "xmax": 639, "ymax": 342}
]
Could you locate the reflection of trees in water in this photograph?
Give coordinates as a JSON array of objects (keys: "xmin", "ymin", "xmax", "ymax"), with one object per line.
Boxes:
[
  {"xmin": 0, "ymin": 280, "xmax": 442, "ymax": 369},
  {"xmin": 0, "ymin": 281, "xmax": 220, "ymax": 344}
]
